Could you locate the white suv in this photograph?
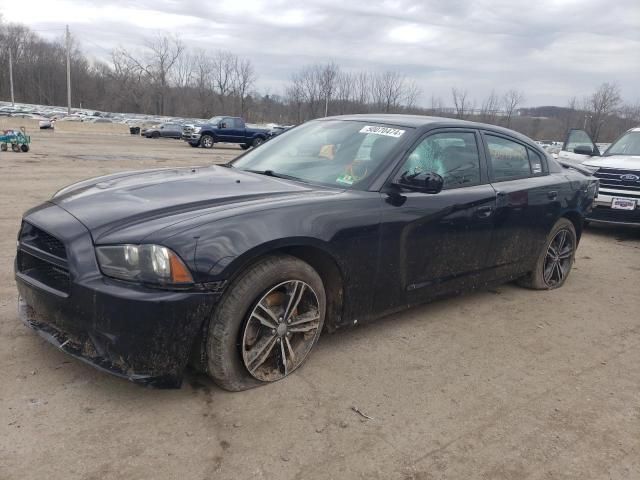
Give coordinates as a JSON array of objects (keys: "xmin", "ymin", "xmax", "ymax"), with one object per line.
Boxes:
[{"xmin": 558, "ymin": 127, "xmax": 640, "ymax": 225}]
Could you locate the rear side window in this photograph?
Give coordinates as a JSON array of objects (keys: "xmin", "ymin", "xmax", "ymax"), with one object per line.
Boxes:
[
  {"xmin": 486, "ymin": 135, "xmax": 531, "ymax": 181},
  {"xmin": 527, "ymin": 148, "xmax": 544, "ymax": 175}
]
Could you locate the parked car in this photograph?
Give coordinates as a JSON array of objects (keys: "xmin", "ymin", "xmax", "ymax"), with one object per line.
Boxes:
[
  {"xmin": 557, "ymin": 127, "xmax": 640, "ymax": 225},
  {"xmin": 15, "ymin": 115, "xmax": 598, "ymax": 390},
  {"xmin": 143, "ymin": 123, "xmax": 183, "ymax": 139},
  {"xmin": 182, "ymin": 116, "xmax": 271, "ymax": 149}
]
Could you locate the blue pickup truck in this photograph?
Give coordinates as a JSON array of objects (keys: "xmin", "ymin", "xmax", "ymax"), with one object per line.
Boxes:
[{"xmin": 182, "ymin": 116, "xmax": 271, "ymax": 150}]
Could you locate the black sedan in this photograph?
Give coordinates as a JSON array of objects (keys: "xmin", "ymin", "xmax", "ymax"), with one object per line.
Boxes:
[{"xmin": 15, "ymin": 115, "xmax": 598, "ymax": 390}]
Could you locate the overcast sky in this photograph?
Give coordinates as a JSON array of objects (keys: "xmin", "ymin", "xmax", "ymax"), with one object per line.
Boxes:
[{"xmin": 2, "ymin": 0, "xmax": 639, "ymax": 107}]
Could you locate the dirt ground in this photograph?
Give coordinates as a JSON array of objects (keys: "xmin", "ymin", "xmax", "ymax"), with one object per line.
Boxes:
[{"xmin": 1, "ymin": 128, "xmax": 639, "ymax": 480}]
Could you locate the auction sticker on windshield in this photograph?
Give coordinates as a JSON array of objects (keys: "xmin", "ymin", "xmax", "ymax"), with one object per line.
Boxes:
[
  {"xmin": 611, "ymin": 197, "xmax": 637, "ymax": 210},
  {"xmin": 359, "ymin": 126, "xmax": 405, "ymax": 138}
]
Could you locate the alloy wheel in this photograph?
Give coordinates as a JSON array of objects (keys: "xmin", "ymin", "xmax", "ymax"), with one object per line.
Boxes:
[
  {"xmin": 543, "ymin": 229, "xmax": 574, "ymax": 287},
  {"xmin": 241, "ymin": 280, "xmax": 321, "ymax": 382}
]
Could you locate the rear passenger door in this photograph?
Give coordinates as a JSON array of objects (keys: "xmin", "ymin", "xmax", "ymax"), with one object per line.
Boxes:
[{"xmin": 481, "ymin": 132, "xmax": 564, "ymax": 279}]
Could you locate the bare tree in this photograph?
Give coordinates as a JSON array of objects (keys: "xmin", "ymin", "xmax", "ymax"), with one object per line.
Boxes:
[
  {"xmin": 403, "ymin": 80, "xmax": 421, "ymax": 111},
  {"xmin": 502, "ymin": 89, "xmax": 525, "ymax": 128},
  {"xmin": 286, "ymin": 73, "xmax": 305, "ymax": 123},
  {"xmin": 373, "ymin": 71, "xmax": 404, "ymax": 113},
  {"xmin": 319, "ymin": 62, "xmax": 339, "ymax": 116},
  {"xmin": 451, "ymin": 87, "xmax": 471, "ymax": 119},
  {"xmin": 192, "ymin": 49, "xmax": 214, "ymax": 117},
  {"xmin": 480, "ymin": 90, "xmax": 500, "ymax": 124},
  {"xmin": 563, "ymin": 96, "xmax": 580, "ymax": 132},
  {"xmin": 584, "ymin": 82, "xmax": 622, "ymax": 142},
  {"xmin": 233, "ymin": 58, "xmax": 256, "ymax": 118},
  {"xmin": 212, "ymin": 50, "xmax": 237, "ymax": 113}
]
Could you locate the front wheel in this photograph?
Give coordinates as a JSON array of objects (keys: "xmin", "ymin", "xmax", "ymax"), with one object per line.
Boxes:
[
  {"xmin": 205, "ymin": 255, "xmax": 326, "ymax": 391},
  {"xmin": 151, "ymin": 131, "xmax": 160, "ymax": 139},
  {"xmin": 518, "ymin": 218, "xmax": 577, "ymax": 290},
  {"xmin": 240, "ymin": 143, "xmax": 250, "ymax": 150},
  {"xmin": 200, "ymin": 134, "xmax": 214, "ymax": 149}
]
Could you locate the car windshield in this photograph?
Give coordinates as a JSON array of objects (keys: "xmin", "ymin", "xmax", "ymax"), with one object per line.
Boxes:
[
  {"xmin": 605, "ymin": 131, "xmax": 640, "ymax": 156},
  {"xmin": 208, "ymin": 116, "xmax": 224, "ymax": 124},
  {"xmin": 231, "ymin": 120, "xmax": 408, "ymax": 188}
]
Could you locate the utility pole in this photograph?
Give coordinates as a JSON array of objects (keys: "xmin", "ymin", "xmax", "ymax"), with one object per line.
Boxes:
[
  {"xmin": 66, "ymin": 24, "xmax": 71, "ymax": 115},
  {"xmin": 8, "ymin": 48, "xmax": 15, "ymax": 106}
]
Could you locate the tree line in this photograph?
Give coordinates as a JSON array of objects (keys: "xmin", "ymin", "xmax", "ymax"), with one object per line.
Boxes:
[{"xmin": 1, "ymin": 18, "xmax": 638, "ymax": 142}]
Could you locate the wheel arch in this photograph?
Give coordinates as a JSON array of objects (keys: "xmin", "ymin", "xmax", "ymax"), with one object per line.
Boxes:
[
  {"xmin": 216, "ymin": 239, "xmax": 345, "ymax": 333},
  {"xmin": 561, "ymin": 210, "xmax": 583, "ymax": 243}
]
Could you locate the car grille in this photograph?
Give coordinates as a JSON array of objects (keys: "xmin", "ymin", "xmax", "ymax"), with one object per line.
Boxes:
[
  {"xmin": 588, "ymin": 206, "xmax": 640, "ymax": 224},
  {"xmin": 593, "ymin": 168, "xmax": 640, "ymax": 197},
  {"xmin": 17, "ymin": 250, "xmax": 70, "ymax": 294},
  {"xmin": 19, "ymin": 222, "xmax": 67, "ymax": 259}
]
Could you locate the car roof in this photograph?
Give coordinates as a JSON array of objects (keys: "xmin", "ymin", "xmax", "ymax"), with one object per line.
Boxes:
[{"xmin": 321, "ymin": 114, "xmax": 538, "ymax": 146}]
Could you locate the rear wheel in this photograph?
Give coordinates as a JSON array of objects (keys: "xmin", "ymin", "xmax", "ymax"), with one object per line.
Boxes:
[
  {"xmin": 0, "ymin": 143, "xmax": 7, "ymax": 151},
  {"xmin": 252, "ymin": 137, "xmax": 265, "ymax": 148},
  {"xmin": 201, "ymin": 134, "xmax": 214, "ymax": 149},
  {"xmin": 151, "ymin": 131, "xmax": 160, "ymax": 139},
  {"xmin": 205, "ymin": 255, "xmax": 326, "ymax": 391},
  {"xmin": 11, "ymin": 143, "xmax": 20, "ymax": 152},
  {"xmin": 20, "ymin": 144, "xmax": 29, "ymax": 152},
  {"xmin": 518, "ymin": 218, "xmax": 576, "ymax": 290}
]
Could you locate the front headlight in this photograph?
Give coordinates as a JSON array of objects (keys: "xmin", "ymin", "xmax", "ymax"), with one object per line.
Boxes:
[
  {"xmin": 95, "ymin": 244, "xmax": 194, "ymax": 286},
  {"xmin": 193, "ymin": 126, "xmax": 202, "ymax": 134}
]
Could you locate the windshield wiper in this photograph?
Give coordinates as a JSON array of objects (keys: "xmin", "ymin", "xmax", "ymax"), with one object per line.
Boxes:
[{"xmin": 241, "ymin": 169, "xmax": 310, "ymax": 184}]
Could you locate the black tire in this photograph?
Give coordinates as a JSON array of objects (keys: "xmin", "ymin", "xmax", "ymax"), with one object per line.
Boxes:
[
  {"xmin": 0, "ymin": 143, "xmax": 7, "ymax": 151},
  {"xmin": 518, "ymin": 218, "xmax": 577, "ymax": 290},
  {"xmin": 200, "ymin": 134, "xmax": 214, "ymax": 149},
  {"xmin": 252, "ymin": 137, "xmax": 265, "ymax": 148},
  {"xmin": 151, "ymin": 131, "xmax": 160, "ymax": 139},
  {"xmin": 11, "ymin": 143, "xmax": 20, "ymax": 152},
  {"xmin": 205, "ymin": 255, "xmax": 326, "ymax": 391},
  {"xmin": 189, "ymin": 142, "xmax": 199, "ymax": 148},
  {"xmin": 240, "ymin": 143, "xmax": 251, "ymax": 150},
  {"xmin": 20, "ymin": 144, "xmax": 29, "ymax": 152}
]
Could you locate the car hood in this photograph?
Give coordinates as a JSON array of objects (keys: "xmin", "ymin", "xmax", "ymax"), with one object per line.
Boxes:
[
  {"xmin": 583, "ymin": 154, "xmax": 640, "ymax": 170},
  {"xmin": 50, "ymin": 165, "xmax": 315, "ymax": 241}
]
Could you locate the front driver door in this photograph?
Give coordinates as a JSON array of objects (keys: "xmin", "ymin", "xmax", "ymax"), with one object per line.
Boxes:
[
  {"xmin": 375, "ymin": 129, "xmax": 496, "ymax": 314},
  {"xmin": 216, "ymin": 118, "xmax": 235, "ymax": 142}
]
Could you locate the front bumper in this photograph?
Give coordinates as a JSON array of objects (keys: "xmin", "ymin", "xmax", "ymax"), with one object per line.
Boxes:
[
  {"xmin": 15, "ymin": 203, "xmax": 216, "ymax": 388},
  {"xmin": 182, "ymin": 133, "xmax": 201, "ymax": 143},
  {"xmin": 587, "ymin": 194, "xmax": 640, "ymax": 225}
]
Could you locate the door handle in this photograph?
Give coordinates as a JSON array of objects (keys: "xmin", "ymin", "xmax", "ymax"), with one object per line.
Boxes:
[
  {"xmin": 547, "ymin": 190, "xmax": 558, "ymax": 200},
  {"xmin": 475, "ymin": 206, "xmax": 494, "ymax": 218}
]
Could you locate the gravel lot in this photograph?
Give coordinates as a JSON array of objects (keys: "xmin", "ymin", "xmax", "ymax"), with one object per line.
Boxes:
[{"xmin": 1, "ymin": 129, "xmax": 639, "ymax": 480}]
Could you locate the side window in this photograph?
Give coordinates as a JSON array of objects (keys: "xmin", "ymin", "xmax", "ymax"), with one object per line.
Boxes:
[
  {"xmin": 486, "ymin": 135, "xmax": 531, "ymax": 181},
  {"xmin": 233, "ymin": 118, "xmax": 244, "ymax": 129},
  {"xmin": 527, "ymin": 148, "xmax": 544, "ymax": 175},
  {"xmin": 400, "ymin": 131, "xmax": 481, "ymax": 189}
]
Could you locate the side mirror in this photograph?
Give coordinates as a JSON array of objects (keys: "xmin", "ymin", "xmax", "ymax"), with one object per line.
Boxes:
[
  {"xmin": 573, "ymin": 145, "xmax": 594, "ymax": 155},
  {"xmin": 397, "ymin": 171, "xmax": 444, "ymax": 194}
]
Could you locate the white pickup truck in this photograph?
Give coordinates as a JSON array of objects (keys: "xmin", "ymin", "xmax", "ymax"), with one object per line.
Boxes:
[{"xmin": 558, "ymin": 127, "xmax": 640, "ymax": 225}]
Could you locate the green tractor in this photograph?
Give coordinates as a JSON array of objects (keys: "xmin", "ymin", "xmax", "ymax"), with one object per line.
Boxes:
[{"xmin": 0, "ymin": 127, "xmax": 31, "ymax": 152}]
